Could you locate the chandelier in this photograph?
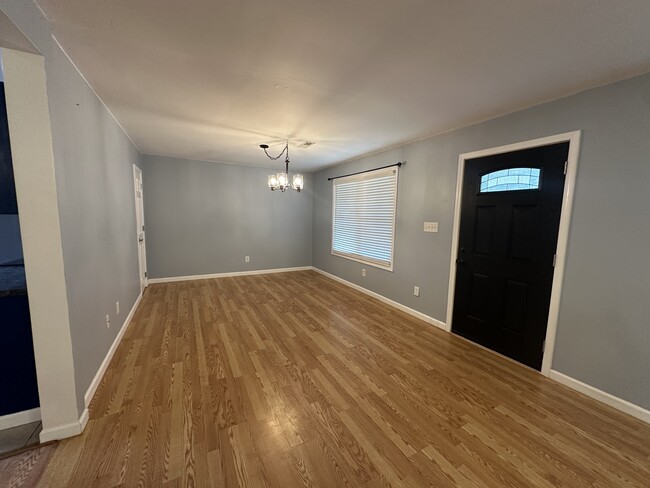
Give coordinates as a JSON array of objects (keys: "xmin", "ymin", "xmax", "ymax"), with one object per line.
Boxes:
[{"xmin": 260, "ymin": 141, "xmax": 304, "ymax": 192}]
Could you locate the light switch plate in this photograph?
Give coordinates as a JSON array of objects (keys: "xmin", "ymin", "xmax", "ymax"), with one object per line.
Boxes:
[{"xmin": 424, "ymin": 222, "xmax": 438, "ymax": 233}]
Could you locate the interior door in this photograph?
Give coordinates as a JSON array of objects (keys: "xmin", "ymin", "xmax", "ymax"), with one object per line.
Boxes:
[
  {"xmin": 452, "ymin": 142, "xmax": 569, "ymax": 370},
  {"xmin": 133, "ymin": 165, "xmax": 147, "ymax": 292}
]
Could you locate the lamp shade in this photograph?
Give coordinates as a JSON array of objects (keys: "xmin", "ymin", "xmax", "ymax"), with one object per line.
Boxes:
[
  {"xmin": 268, "ymin": 174, "xmax": 279, "ymax": 189},
  {"xmin": 292, "ymin": 174, "xmax": 304, "ymax": 191}
]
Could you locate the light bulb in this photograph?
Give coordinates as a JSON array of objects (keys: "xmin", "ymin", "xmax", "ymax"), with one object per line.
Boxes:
[
  {"xmin": 268, "ymin": 174, "xmax": 278, "ymax": 189},
  {"xmin": 278, "ymin": 172, "xmax": 288, "ymax": 187},
  {"xmin": 292, "ymin": 174, "xmax": 304, "ymax": 191}
]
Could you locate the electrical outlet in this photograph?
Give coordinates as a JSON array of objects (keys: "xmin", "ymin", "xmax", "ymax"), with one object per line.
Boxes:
[
  {"xmin": 413, "ymin": 286, "xmax": 420, "ymax": 297},
  {"xmin": 245, "ymin": 256, "xmax": 250, "ymax": 263},
  {"xmin": 106, "ymin": 314, "xmax": 111, "ymax": 328},
  {"xmin": 116, "ymin": 301, "xmax": 120, "ymax": 315},
  {"xmin": 361, "ymin": 268, "xmax": 366, "ymax": 277},
  {"xmin": 423, "ymin": 222, "xmax": 438, "ymax": 233}
]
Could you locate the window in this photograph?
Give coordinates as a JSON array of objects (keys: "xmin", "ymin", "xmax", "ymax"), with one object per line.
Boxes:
[
  {"xmin": 479, "ymin": 167, "xmax": 541, "ymax": 193},
  {"xmin": 332, "ymin": 167, "xmax": 398, "ymax": 270}
]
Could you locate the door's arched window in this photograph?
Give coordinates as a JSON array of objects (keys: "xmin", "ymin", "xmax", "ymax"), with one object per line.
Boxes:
[{"xmin": 480, "ymin": 168, "xmax": 541, "ymax": 193}]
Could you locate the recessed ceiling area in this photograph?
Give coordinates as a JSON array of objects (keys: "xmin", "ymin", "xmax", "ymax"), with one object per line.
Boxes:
[
  {"xmin": 0, "ymin": 9, "xmax": 38, "ymax": 55},
  {"xmin": 35, "ymin": 0, "xmax": 650, "ymax": 171}
]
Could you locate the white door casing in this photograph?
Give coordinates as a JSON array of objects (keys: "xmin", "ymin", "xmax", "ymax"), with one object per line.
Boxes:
[
  {"xmin": 133, "ymin": 164, "xmax": 147, "ymax": 292},
  {"xmin": 446, "ymin": 131, "xmax": 582, "ymax": 377}
]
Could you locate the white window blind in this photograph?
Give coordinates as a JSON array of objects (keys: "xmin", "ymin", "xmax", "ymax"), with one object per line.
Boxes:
[{"xmin": 331, "ymin": 166, "xmax": 398, "ymax": 270}]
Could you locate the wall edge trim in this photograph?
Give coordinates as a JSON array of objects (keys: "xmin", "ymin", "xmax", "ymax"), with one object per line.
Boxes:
[
  {"xmin": 0, "ymin": 407, "xmax": 41, "ymax": 430},
  {"xmin": 84, "ymin": 291, "xmax": 143, "ymax": 408},
  {"xmin": 311, "ymin": 267, "xmax": 446, "ymax": 330},
  {"xmin": 549, "ymin": 370, "xmax": 650, "ymax": 424},
  {"xmin": 39, "ymin": 407, "xmax": 88, "ymax": 443},
  {"xmin": 148, "ymin": 266, "xmax": 313, "ymax": 284}
]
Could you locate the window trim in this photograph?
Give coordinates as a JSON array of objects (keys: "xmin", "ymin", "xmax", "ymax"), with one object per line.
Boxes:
[{"xmin": 331, "ymin": 166, "xmax": 398, "ymax": 272}]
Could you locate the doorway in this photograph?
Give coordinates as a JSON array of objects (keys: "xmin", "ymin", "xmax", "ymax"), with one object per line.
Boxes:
[
  {"xmin": 446, "ymin": 132, "xmax": 581, "ymax": 373},
  {"xmin": 133, "ymin": 165, "xmax": 147, "ymax": 292},
  {"xmin": 0, "ymin": 64, "xmax": 42, "ymax": 454}
]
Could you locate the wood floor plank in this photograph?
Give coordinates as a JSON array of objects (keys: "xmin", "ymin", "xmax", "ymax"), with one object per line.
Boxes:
[{"xmin": 32, "ymin": 270, "xmax": 650, "ymax": 487}]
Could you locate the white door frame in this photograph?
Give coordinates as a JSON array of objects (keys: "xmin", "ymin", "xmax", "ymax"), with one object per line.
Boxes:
[
  {"xmin": 445, "ymin": 131, "xmax": 582, "ymax": 376},
  {"xmin": 2, "ymin": 47, "xmax": 82, "ymax": 440},
  {"xmin": 133, "ymin": 164, "xmax": 148, "ymax": 292}
]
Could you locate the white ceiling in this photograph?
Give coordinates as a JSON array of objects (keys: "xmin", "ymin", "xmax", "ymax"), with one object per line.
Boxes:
[{"xmin": 34, "ymin": 0, "xmax": 650, "ymax": 171}]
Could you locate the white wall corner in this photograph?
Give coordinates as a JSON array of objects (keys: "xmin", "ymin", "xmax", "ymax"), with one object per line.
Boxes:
[{"xmin": 549, "ymin": 370, "xmax": 650, "ymax": 425}]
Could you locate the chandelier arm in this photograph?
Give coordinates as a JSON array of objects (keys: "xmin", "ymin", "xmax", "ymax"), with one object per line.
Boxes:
[
  {"xmin": 263, "ymin": 140, "xmax": 303, "ymax": 192},
  {"xmin": 262, "ymin": 141, "xmax": 289, "ymax": 161}
]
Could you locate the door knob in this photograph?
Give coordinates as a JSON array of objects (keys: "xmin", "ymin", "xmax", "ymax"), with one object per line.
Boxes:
[{"xmin": 456, "ymin": 258, "xmax": 466, "ymax": 265}]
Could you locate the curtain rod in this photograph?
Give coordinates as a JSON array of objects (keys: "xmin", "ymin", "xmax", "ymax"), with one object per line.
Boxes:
[{"xmin": 327, "ymin": 162, "xmax": 404, "ymax": 181}]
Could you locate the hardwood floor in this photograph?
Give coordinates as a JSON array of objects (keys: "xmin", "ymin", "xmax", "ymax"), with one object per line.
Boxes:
[{"xmin": 36, "ymin": 270, "xmax": 649, "ymax": 487}]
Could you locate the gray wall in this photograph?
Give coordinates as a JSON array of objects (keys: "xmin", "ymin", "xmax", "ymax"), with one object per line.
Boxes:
[
  {"xmin": 313, "ymin": 73, "xmax": 650, "ymax": 411},
  {"xmin": 142, "ymin": 155, "xmax": 312, "ymax": 278},
  {"xmin": 1, "ymin": 1, "xmax": 142, "ymax": 414},
  {"xmin": 48, "ymin": 43, "xmax": 142, "ymax": 414}
]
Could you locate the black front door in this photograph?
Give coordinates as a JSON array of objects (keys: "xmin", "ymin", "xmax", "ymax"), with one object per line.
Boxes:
[{"xmin": 452, "ymin": 142, "xmax": 569, "ymax": 370}]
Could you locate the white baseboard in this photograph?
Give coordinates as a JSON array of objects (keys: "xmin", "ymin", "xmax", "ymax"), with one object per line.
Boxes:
[
  {"xmin": 312, "ymin": 268, "xmax": 649, "ymax": 426},
  {"xmin": 39, "ymin": 407, "xmax": 88, "ymax": 443},
  {"xmin": 549, "ymin": 370, "xmax": 650, "ymax": 425},
  {"xmin": 311, "ymin": 267, "xmax": 447, "ymax": 331},
  {"xmin": 84, "ymin": 292, "xmax": 143, "ymax": 408},
  {"xmin": 0, "ymin": 407, "xmax": 41, "ymax": 430},
  {"xmin": 78, "ymin": 407, "xmax": 89, "ymax": 431},
  {"xmin": 148, "ymin": 266, "xmax": 312, "ymax": 284}
]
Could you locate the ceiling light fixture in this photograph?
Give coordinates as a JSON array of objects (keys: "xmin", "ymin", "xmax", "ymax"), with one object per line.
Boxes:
[{"xmin": 260, "ymin": 141, "xmax": 303, "ymax": 192}]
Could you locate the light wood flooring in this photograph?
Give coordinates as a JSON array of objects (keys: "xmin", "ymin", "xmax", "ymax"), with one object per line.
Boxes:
[{"xmin": 35, "ymin": 270, "xmax": 650, "ymax": 487}]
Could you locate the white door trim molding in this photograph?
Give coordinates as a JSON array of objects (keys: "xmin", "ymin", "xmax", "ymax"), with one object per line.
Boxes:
[
  {"xmin": 2, "ymin": 47, "xmax": 81, "ymax": 442},
  {"xmin": 445, "ymin": 131, "xmax": 582, "ymax": 377},
  {"xmin": 133, "ymin": 164, "xmax": 148, "ymax": 292}
]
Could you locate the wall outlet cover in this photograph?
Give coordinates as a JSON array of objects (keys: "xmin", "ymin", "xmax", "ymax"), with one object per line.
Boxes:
[
  {"xmin": 362, "ymin": 268, "xmax": 366, "ymax": 277},
  {"xmin": 414, "ymin": 286, "xmax": 420, "ymax": 297},
  {"xmin": 424, "ymin": 222, "xmax": 438, "ymax": 233},
  {"xmin": 245, "ymin": 256, "xmax": 250, "ymax": 263}
]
